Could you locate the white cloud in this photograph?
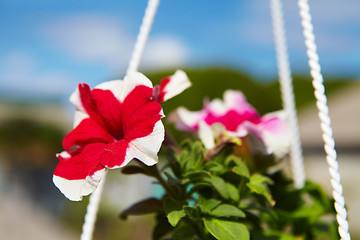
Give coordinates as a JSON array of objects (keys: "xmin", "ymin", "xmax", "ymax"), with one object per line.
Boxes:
[
  {"xmin": 0, "ymin": 16, "xmax": 191, "ymax": 99},
  {"xmin": 44, "ymin": 14, "xmax": 133, "ymax": 72},
  {"xmin": 44, "ymin": 14, "xmax": 189, "ymax": 73},
  {"xmin": 239, "ymin": 1, "xmax": 360, "ymax": 53},
  {"xmin": 142, "ymin": 36, "xmax": 189, "ymax": 70},
  {"xmin": 0, "ymin": 52, "xmax": 75, "ymax": 97}
]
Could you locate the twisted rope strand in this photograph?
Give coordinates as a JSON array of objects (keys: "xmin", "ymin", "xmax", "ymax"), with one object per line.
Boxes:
[
  {"xmin": 80, "ymin": 172, "xmax": 107, "ymax": 240},
  {"xmin": 270, "ymin": 0, "xmax": 305, "ymax": 189},
  {"xmin": 127, "ymin": 0, "xmax": 160, "ymax": 74},
  {"xmin": 298, "ymin": 0, "xmax": 350, "ymax": 239},
  {"xmin": 80, "ymin": 1, "xmax": 161, "ymax": 239}
]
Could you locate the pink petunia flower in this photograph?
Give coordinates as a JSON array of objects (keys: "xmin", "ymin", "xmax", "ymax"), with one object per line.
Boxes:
[
  {"xmin": 53, "ymin": 70, "xmax": 190, "ymax": 201},
  {"xmin": 172, "ymin": 90, "xmax": 291, "ymax": 157}
]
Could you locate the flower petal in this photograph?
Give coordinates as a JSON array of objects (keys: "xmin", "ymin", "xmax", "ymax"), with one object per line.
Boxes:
[
  {"xmin": 128, "ymin": 120, "xmax": 164, "ymax": 166},
  {"xmin": 101, "ymin": 120, "xmax": 164, "ymax": 168},
  {"xmin": 53, "ymin": 143, "xmax": 106, "ymax": 201},
  {"xmin": 159, "ymin": 70, "xmax": 191, "ymax": 102},
  {"xmin": 119, "ymin": 72, "xmax": 154, "ymax": 102},
  {"xmin": 76, "ymin": 84, "xmax": 123, "ymax": 137},
  {"xmin": 223, "ymin": 90, "xmax": 256, "ymax": 115},
  {"xmin": 63, "ymin": 118, "xmax": 114, "ymax": 153},
  {"xmin": 94, "ymin": 79, "xmax": 124, "ymax": 101},
  {"xmin": 121, "ymin": 85, "xmax": 163, "ymax": 141},
  {"xmin": 204, "ymin": 90, "xmax": 260, "ymax": 131},
  {"xmin": 100, "ymin": 140, "xmax": 129, "ymax": 169},
  {"xmin": 171, "ymin": 107, "xmax": 205, "ymax": 131},
  {"xmin": 198, "ymin": 121, "xmax": 215, "ymax": 149},
  {"xmin": 69, "ymin": 86, "xmax": 85, "ymax": 112},
  {"xmin": 91, "ymin": 88, "xmax": 123, "ymax": 139},
  {"xmin": 259, "ymin": 111, "xmax": 291, "ymax": 157},
  {"xmin": 73, "ymin": 110, "xmax": 89, "ymax": 128}
]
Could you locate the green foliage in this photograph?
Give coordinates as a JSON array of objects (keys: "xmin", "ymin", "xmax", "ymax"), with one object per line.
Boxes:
[
  {"xmin": 0, "ymin": 117, "xmax": 64, "ymax": 166},
  {"xmin": 204, "ymin": 219, "xmax": 249, "ymax": 240},
  {"xmin": 119, "ymin": 140, "xmax": 338, "ymax": 240}
]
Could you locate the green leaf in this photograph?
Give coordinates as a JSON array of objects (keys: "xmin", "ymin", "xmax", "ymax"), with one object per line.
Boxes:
[
  {"xmin": 119, "ymin": 198, "xmax": 163, "ymax": 219},
  {"xmin": 302, "ymin": 181, "xmax": 333, "ymax": 210},
  {"xmin": 184, "ymin": 170, "xmax": 212, "ymax": 181},
  {"xmin": 152, "ymin": 213, "xmax": 173, "ymax": 240},
  {"xmin": 246, "ymin": 174, "xmax": 274, "ymax": 205},
  {"xmin": 224, "ymin": 155, "xmax": 241, "ymax": 166},
  {"xmin": 206, "ymin": 176, "xmax": 230, "ymax": 199},
  {"xmin": 163, "ymin": 197, "xmax": 186, "ymax": 227},
  {"xmin": 165, "ymin": 147, "xmax": 182, "ymax": 178},
  {"xmin": 211, "ymin": 204, "xmax": 246, "ymax": 218},
  {"xmin": 204, "ymin": 219, "xmax": 249, "ymax": 240},
  {"xmin": 172, "ymin": 220, "xmax": 197, "ymax": 239},
  {"xmin": 249, "ymin": 174, "xmax": 273, "ymax": 185},
  {"xmin": 187, "ymin": 182, "xmax": 212, "ymax": 196},
  {"xmin": 164, "ymin": 171, "xmax": 181, "ymax": 185},
  {"xmin": 232, "ymin": 163, "xmax": 250, "ymax": 179},
  {"xmin": 264, "ymin": 230, "xmax": 298, "ymax": 240},
  {"xmin": 183, "ymin": 206, "xmax": 202, "ymax": 219},
  {"xmin": 189, "ymin": 141, "xmax": 204, "ymax": 170},
  {"xmin": 226, "ymin": 182, "xmax": 240, "ymax": 202},
  {"xmin": 197, "ymin": 197, "xmax": 222, "ymax": 213},
  {"xmin": 167, "ymin": 209, "xmax": 186, "ymax": 227},
  {"xmin": 292, "ymin": 201, "xmax": 325, "ymax": 222},
  {"xmin": 204, "ymin": 161, "xmax": 225, "ymax": 175},
  {"xmin": 180, "ymin": 140, "xmax": 204, "ymax": 172}
]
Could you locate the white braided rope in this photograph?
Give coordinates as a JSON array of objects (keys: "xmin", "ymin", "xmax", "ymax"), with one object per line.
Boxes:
[
  {"xmin": 270, "ymin": 0, "xmax": 305, "ymax": 189},
  {"xmin": 298, "ymin": 0, "xmax": 350, "ymax": 239},
  {"xmin": 80, "ymin": 0, "xmax": 160, "ymax": 239},
  {"xmin": 80, "ymin": 172, "xmax": 107, "ymax": 240},
  {"xmin": 126, "ymin": 0, "xmax": 160, "ymax": 75}
]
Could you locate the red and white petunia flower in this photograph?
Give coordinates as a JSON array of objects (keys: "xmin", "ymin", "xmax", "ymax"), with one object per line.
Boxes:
[
  {"xmin": 53, "ymin": 70, "xmax": 190, "ymax": 201},
  {"xmin": 171, "ymin": 90, "xmax": 291, "ymax": 157}
]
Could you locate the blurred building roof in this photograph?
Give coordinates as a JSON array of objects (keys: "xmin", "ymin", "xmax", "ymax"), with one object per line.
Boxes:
[
  {"xmin": 298, "ymin": 81, "xmax": 360, "ymax": 152},
  {"xmin": 0, "ymin": 101, "xmax": 72, "ymax": 129}
]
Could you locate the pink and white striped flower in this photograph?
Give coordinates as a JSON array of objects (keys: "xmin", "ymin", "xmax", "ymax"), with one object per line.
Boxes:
[
  {"xmin": 172, "ymin": 90, "xmax": 290, "ymax": 157},
  {"xmin": 53, "ymin": 70, "xmax": 190, "ymax": 201}
]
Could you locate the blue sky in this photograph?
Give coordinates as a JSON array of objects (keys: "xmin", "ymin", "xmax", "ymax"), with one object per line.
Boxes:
[{"xmin": 0, "ymin": 0, "xmax": 359, "ymax": 101}]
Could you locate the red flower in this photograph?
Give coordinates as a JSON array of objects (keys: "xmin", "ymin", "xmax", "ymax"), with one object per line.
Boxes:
[{"xmin": 53, "ymin": 71, "xmax": 190, "ymax": 201}]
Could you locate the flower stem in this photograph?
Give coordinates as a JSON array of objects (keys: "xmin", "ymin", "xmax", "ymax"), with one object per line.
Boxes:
[
  {"xmin": 184, "ymin": 218, "xmax": 204, "ymax": 239},
  {"xmin": 136, "ymin": 160, "xmax": 179, "ymax": 201},
  {"xmin": 163, "ymin": 129, "xmax": 181, "ymax": 154}
]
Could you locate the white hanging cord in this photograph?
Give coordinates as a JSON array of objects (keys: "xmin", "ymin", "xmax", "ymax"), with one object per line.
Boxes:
[
  {"xmin": 298, "ymin": 0, "xmax": 350, "ymax": 239},
  {"xmin": 270, "ymin": 0, "xmax": 305, "ymax": 189},
  {"xmin": 80, "ymin": 1, "xmax": 161, "ymax": 239},
  {"xmin": 126, "ymin": 0, "xmax": 160, "ymax": 75},
  {"xmin": 80, "ymin": 172, "xmax": 107, "ymax": 240}
]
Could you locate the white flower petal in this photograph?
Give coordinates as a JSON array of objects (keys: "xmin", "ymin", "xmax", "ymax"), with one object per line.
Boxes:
[
  {"xmin": 127, "ymin": 120, "xmax": 165, "ymax": 166},
  {"xmin": 162, "ymin": 70, "xmax": 191, "ymax": 102},
  {"xmin": 206, "ymin": 98, "xmax": 227, "ymax": 115},
  {"xmin": 73, "ymin": 110, "xmax": 89, "ymax": 128},
  {"xmin": 260, "ymin": 111, "xmax": 291, "ymax": 157},
  {"xmin": 53, "ymin": 168, "xmax": 106, "ymax": 201},
  {"xmin": 69, "ymin": 86, "xmax": 85, "ymax": 112},
  {"xmin": 174, "ymin": 107, "xmax": 204, "ymax": 131},
  {"xmin": 95, "ymin": 79, "xmax": 125, "ymax": 101},
  {"xmin": 198, "ymin": 121, "xmax": 215, "ymax": 149},
  {"xmin": 120, "ymin": 72, "xmax": 154, "ymax": 102}
]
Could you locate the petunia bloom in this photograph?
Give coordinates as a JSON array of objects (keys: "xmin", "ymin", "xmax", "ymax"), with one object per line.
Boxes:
[
  {"xmin": 171, "ymin": 90, "xmax": 291, "ymax": 157},
  {"xmin": 53, "ymin": 70, "xmax": 190, "ymax": 201}
]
